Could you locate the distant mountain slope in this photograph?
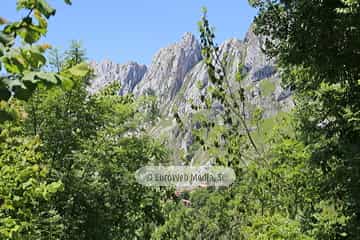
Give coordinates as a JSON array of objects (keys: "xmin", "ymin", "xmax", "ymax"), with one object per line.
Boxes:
[
  {"xmin": 89, "ymin": 25, "xmax": 292, "ymax": 116},
  {"xmin": 88, "ymin": 60, "xmax": 147, "ymax": 95},
  {"xmin": 133, "ymin": 32, "xmax": 202, "ymax": 109},
  {"xmin": 88, "ymin": 25, "xmax": 294, "ymax": 162}
]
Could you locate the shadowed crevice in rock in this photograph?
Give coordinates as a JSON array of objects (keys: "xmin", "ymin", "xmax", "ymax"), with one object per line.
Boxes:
[{"xmin": 252, "ymin": 65, "xmax": 277, "ymax": 82}]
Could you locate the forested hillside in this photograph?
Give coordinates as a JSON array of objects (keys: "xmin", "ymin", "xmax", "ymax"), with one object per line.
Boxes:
[{"xmin": 1, "ymin": 0, "xmax": 360, "ymax": 239}]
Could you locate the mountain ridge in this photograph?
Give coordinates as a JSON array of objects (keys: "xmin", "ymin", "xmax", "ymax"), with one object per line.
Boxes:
[
  {"xmin": 88, "ymin": 26, "xmax": 292, "ymax": 116},
  {"xmin": 88, "ymin": 24, "xmax": 294, "ymax": 162}
]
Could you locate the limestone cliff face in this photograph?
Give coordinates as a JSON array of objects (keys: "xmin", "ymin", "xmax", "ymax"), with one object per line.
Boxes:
[
  {"xmin": 133, "ymin": 32, "xmax": 202, "ymax": 109},
  {"xmin": 171, "ymin": 26, "xmax": 293, "ymax": 120},
  {"xmin": 89, "ymin": 26, "xmax": 293, "ymax": 116},
  {"xmin": 88, "ymin": 25, "xmax": 293, "ymax": 159},
  {"xmin": 171, "ymin": 38, "xmax": 245, "ymax": 116},
  {"xmin": 242, "ymin": 25, "xmax": 294, "ymax": 117},
  {"xmin": 88, "ymin": 60, "xmax": 147, "ymax": 95},
  {"xmin": 147, "ymin": 26, "xmax": 293, "ymax": 160}
]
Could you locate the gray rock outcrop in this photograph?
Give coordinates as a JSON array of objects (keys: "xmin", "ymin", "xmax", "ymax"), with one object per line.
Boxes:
[
  {"xmin": 88, "ymin": 24, "xmax": 294, "ymax": 162},
  {"xmin": 88, "ymin": 60, "xmax": 147, "ymax": 95},
  {"xmin": 133, "ymin": 32, "xmax": 202, "ymax": 109}
]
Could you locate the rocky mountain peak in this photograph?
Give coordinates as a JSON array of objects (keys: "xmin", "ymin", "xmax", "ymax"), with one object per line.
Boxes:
[
  {"xmin": 88, "ymin": 26, "xmax": 294, "ymax": 157},
  {"xmin": 88, "ymin": 26, "xmax": 293, "ymax": 120},
  {"xmin": 88, "ymin": 60, "xmax": 147, "ymax": 95},
  {"xmin": 243, "ymin": 24, "xmax": 276, "ymax": 82},
  {"xmin": 133, "ymin": 32, "xmax": 202, "ymax": 109},
  {"xmin": 220, "ymin": 38, "xmax": 243, "ymax": 52},
  {"xmin": 180, "ymin": 32, "xmax": 198, "ymax": 46}
]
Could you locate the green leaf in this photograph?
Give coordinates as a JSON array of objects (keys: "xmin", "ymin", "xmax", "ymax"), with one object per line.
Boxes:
[
  {"xmin": 21, "ymin": 47, "xmax": 47, "ymax": 68},
  {"xmin": 60, "ymin": 76, "xmax": 74, "ymax": 90},
  {"xmin": 22, "ymin": 71, "xmax": 38, "ymax": 83},
  {"xmin": 66, "ymin": 62, "xmax": 91, "ymax": 77},
  {"xmin": 36, "ymin": 72, "xmax": 58, "ymax": 83},
  {"xmin": 18, "ymin": 26, "xmax": 43, "ymax": 44},
  {"xmin": 3, "ymin": 77, "xmax": 26, "ymax": 90},
  {"xmin": 47, "ymin": 181, "xmax": 63, "ymax": 193},
  {"xmin": 2, "ymin": 57, "xmax": 25, "ymax": 74},
  {"xmin": 23, "ymin": 71, "xmax": 58, "ymax": 84},
  {"xmin": 34, "ymin": 9, "xmax": 47, "ymax": 28},
  {"xmin": 0, "ymin": 32, "xmax": 14, "ymax": 46},
  {"xmin": 16, "ymin": 0, "xmax": 33, "ymax": 10},
  {"xmin": 36, "ymin": 0, "xmax": 56, "ymax": 18}
]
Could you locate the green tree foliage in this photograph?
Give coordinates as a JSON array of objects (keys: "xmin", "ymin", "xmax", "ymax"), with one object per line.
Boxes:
[
  {"xmin": 155, "ymin": 124, "xmax": 349, "ymax": 239},
  {"xmin": 3, "ymin": 0, "xmax": 359, "ymax": 239},
  {"xmin": 184, "ymin": 7, "xmax": 261, "ymax": 170},
  {"xmin": 337, "ymin": 0, "xmax": 360, "ymax": 13},
  {"xmin": 0, "ymin": 0, "xmax": 72, "ymax": 102},
  {"xmin": 0, "ymin": 2, "xmax": 80, "ymax": 239},
  {"xmin": 63, "ymin": 40, "xmax": 87, "ymax": 69},
  {"xmin": 0, "ymin": 124, "xmax": 64, "ymax": 240},
  {"xmin": 67, "ymin": 119, "xmax": 167, "ymax": 239},
  {"xmin": 154, "ymin": 8, "xmax": 353, "ymax": 239},
  {"xmin": 21, "ymin": 42, "xmax": 169, "ymax": 239},
  {"xmin": 24, "ymin": 41, "xmax": 94, "ymax": 163},
  {"xmin": 1, "ymin": 3, "xmax": 169, "ymax": 237},
  {"xmin": 250, "ymin": 0, "xmax": 360, "ymax": 237},
  {"xmin": 57, "ymin": 82, "xmax": 168, "ymax": 239},
  {"xmin": 2, "ymin": 76, "xmax": 168, "ymax": 240}
]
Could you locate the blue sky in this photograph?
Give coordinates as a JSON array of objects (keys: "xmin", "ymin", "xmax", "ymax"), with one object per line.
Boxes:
[{"xmin": 2, "ymin": 1, "xmax": 257, "ymax": 65}]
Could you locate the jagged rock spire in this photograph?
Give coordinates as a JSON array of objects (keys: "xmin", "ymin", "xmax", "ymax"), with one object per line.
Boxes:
[
  {"xmin": 133, "ymin": 32, "xmax": 202, "ymax": 108},
  {"xmin": 88, "ymin": 60, "xmax": 147, "ymax": 95}
]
